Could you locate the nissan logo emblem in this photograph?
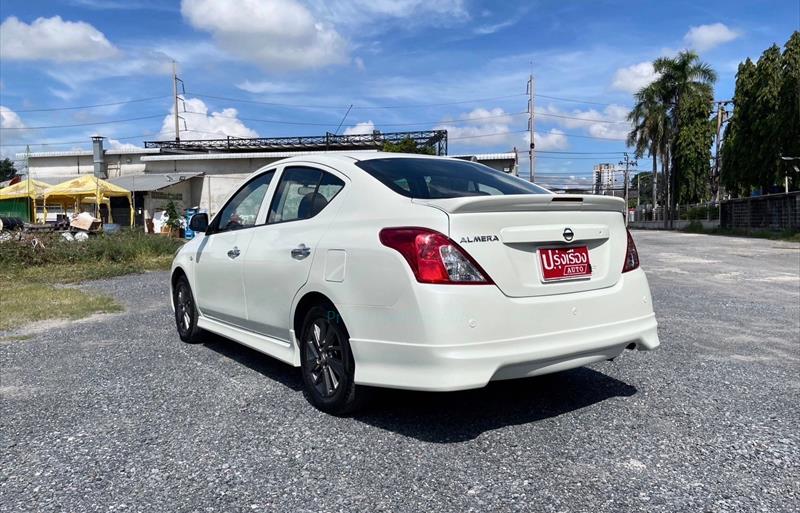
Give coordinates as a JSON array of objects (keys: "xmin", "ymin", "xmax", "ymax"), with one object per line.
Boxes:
[{"xmin": 563, "ymin": 228, "xmax": 574, "ymax": 242}]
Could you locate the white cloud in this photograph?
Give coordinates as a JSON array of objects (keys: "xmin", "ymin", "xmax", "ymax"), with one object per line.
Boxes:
[
  {"xmin": 684, "ymin": 23, "xmax": 740, "ymax": 52},
  {"xmin": 45, "ymin": 49, "xmax": 173, "ymax": 93},
  {"xmin": 0, "ymin": 106, "xmax": 26, "ymax": 130},
  {"xmin": 236, "ymin": 80, "xmax": 306, "ymax": 94},
  {"xmin": 0, "ymin": 16, "xmax": 119, "ymax": 61},
  {"xmin": 611, "ymin": 61, "xmax": 659, "ymax": 93},
  {"xmin": 540, "ymin": 104, "xmax": 630, "ymax": 141},
  {"xmin": 437, "ymin": 107, "xmax": 518, "ymax": 147},
  {"xmin": 474, "ymin": 18, "xmax": 516, "ymax": 35},
  {"xmin": 343, "ymin": 121, "xmax": 376, "ymax": 135},
  {"xmin": 107, "ymin": 139, "xmax": 144, "ymax": 150},
  {"xmin": 533, "ymin": 129, "xmax": 568, "ymax": 151},
  {"xmin": 160, "ymin": 98, "xmax": 258, "ymax": 140},
  {"xmin": 181, "ymin": 0, "xmax": 348, "ymax": 70},
  {"xmin": 0, "ymin": 106, "xmax": 29, "ymax": 150},
  {"xmin": 309, "ymin": 0, "xmax": 468, "ymax": 28},
  {"xmin": 354, "ymin": 56, "xmax": 366, "ymax": 71}
]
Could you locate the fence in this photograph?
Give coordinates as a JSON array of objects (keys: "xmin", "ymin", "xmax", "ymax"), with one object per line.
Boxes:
[{"xmin": 721, "ymin": 192, "xmax": 800, "ymax": 231}]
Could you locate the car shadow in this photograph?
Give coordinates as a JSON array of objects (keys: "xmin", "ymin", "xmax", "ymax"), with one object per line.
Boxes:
[
  {"xmin": 194, "ymin": 335, "xmax": 635, "ymax": 443},
  {"xmin": 353, "ymin": 367, "xmax": 636, "ymax": 443},
  {"xmin": 200, "ymin": 333, "xmax": 304, "ymax": 392}
]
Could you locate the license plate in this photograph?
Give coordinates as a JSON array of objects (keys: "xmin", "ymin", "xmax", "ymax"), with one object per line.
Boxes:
[{"xmin": 538, "ymin": 246, "xmax": 592, "ymax": 281}]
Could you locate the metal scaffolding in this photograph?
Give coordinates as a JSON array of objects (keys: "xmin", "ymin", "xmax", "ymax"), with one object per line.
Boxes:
[{"xmin": 144, "ymin": 130, "xmax": 448, "ymax": 156}]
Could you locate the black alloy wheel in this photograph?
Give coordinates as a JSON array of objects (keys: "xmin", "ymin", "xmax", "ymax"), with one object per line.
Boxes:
[
  {"xmin": 174, "ymin": 276, "xmax": 203, "ymax": 343},
  {"xmin": 300, "ymin": 305, "xmax": 363, "ymax": 415}
]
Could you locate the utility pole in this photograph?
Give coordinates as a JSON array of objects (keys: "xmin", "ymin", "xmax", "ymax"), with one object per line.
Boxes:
[
  {"xmin": 620, "ymin": 153, "xmax": 637, "ymax": 226},
  {"xmin": 713, "ymin": 100, "xmax": 732, "ymax": 202},
  {"xmin": 172, "ymin": 61, "xmax": 185, "ymax": 144},
  {"xmin": 527, "ymin": 73, "xmax": 535, "ymax": 182}
]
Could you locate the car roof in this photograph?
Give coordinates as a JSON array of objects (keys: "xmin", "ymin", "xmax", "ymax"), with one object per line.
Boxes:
[{"xmin": 274, "ymin": 152, "xmax": 457, "ymax": 166}]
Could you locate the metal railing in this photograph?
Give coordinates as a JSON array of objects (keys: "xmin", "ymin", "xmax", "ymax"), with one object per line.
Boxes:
[
  {"xmin": 144, "ymin": 130, "xmax": 448, "ymax": 156},
  {"xmin": 721, "ymin": 192, "xmax": 800, "ymax": 231}
]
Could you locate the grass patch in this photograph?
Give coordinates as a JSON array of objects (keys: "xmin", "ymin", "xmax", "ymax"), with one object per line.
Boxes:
[
  {"xmin": 0, "ymin": 283, "xmax": 122, "ymax": 331},
  {"xmin": 681, "ymin": 224, "xmax": 800, "ymax": 243},
  {"xmin": 0, "ymin": 334, "xmax": 33, "ymax": 343},
  {"xmin": 0, "ymin": 230, "xmax": 182, "ymax": 331}
]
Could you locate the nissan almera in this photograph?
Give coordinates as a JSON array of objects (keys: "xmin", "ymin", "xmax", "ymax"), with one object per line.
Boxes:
[{"xmin": 171, "ymin": 154, "xmax": 659, "ymax": 415}]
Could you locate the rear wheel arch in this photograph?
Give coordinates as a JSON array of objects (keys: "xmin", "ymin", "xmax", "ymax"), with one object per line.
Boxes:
[{"xmin": 293, "ymin": 291, "xmax": 344, "ymax": 345}]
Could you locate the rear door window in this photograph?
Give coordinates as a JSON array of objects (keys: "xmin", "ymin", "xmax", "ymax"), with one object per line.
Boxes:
[{"xmin": 356, "ymin": 158, "xmax": 549, "ymax": 198}]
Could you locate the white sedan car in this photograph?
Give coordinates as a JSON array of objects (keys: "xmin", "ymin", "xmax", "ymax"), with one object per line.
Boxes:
[{"xmin": 171, "ymin": 154, "xmax": 659, "ymax": 414}]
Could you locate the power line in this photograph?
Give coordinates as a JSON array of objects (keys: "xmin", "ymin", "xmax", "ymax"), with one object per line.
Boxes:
[
  {"xmin": 0, "ymin": 114, "xmax": 165, "ymax": 130},
  {"xmin": 185, "ymin": 91, "xmax": 528, "ymax": 110},
  {"xmin": 535, "ymin": 93, "xmax": 623, "ymax": 107},
  {"xmin": 449, "ymin": 129, "xmax": 528, "ymax": 141},
  {"xmin": 536, "ymin": 156, "xmax": 612, "ymax": 160},
  {"xmin": 7, "ymin": 95, "xmax": 170, "ymax": 113},
  {"xmin": 0, "ymin": 132, "xmax": 174, "ymax": 148},
  {"xmin": 179, "ymin": 108, "xmax": 530, "ymax": 127},
  {"xmin": 533, "ymin": 111, "xmax": 629, "ymax": 124},
  {"xmin": 3, "ymin": 90, "xmax": 630, "ymax": 115},
  {"xmin": 537, "ymin": 150, "xmax": 625, "ymax": 155}
]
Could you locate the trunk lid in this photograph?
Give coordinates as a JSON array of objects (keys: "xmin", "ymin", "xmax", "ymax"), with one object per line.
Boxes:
[{"xmin": 415, "ymin": 194, "xmax": 628, "ymax": 297}]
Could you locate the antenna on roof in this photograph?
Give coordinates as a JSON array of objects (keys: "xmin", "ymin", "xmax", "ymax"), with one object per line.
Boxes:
[{"xmin": 334, "ymin": 104, "xmax": 354, "ymax": 135}]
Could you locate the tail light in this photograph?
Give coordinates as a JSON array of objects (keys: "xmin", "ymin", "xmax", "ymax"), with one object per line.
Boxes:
[
  {"xmin": 379, "ymin": 227, "xmax": 493, "ymax": 284},
  {"xmin": 622, "ymin": 228, "xmax": 640, "ymax": 273}
]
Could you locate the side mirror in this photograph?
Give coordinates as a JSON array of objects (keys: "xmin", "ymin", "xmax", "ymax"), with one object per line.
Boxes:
[{"xmin": 189, "ymin": 213, "xmax": 209, "ymax": 234}]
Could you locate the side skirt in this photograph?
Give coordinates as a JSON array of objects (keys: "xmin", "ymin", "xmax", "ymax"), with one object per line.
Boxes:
[{"xmin": 197, "ymin": 316, "xmax": 299, "ymax": 367}]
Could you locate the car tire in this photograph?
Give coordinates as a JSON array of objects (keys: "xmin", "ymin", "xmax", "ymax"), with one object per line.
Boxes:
[
  {"xmin": 299, "ymin": 304, "xmax": 365, "ymax": 415},
  {"xmin": 173, "ymin": 276, "xmax": 204, "ymax": 344}
]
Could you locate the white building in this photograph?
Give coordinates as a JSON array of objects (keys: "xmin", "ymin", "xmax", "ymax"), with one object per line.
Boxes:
[
  {"xmin": 593, "ymin": 163, "xmax": 618, "ymax": 195},
  {"xmin": 17, "ymin": 136, "xmax": 518, "ymax": 225}
]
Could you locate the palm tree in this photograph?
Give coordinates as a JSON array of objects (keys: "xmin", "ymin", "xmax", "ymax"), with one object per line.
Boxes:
[
  {"xmin": 627, "ymin": 82, "xmax": 669, "ymax": 219},
  {"xmin": 629, "ymin": 50, "xmax": 716, "ymax": 226}
]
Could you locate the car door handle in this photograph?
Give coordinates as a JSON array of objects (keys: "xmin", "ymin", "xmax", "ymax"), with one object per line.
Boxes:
[
  {"xmin": 291, "ymin": 244, "xmax": 311, "ymax": 260},
  {"xmin": 227, "ymin": 246, "xmax": 241, "ymax": 259}
]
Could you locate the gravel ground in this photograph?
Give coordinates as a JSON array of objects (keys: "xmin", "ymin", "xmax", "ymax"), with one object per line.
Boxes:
[{"xmin": 1, "ymin": 231, "xmax": 798, "ymax": 513}]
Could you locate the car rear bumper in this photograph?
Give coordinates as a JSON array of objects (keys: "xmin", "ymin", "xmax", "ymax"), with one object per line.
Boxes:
[
  {"xmin": 343, "ymin": 268, "xmax": 659, "ymax": 391},
  {"xmin": 349, "ymin": 312, "xmax": 657, "ymax": 391}
]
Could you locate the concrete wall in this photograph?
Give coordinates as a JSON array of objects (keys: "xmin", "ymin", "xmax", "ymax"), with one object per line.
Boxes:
[
  {"xmin": 142, "ymin": 157, "xmax": 278, "ymax": 175},
  {"xmin": 143, "ymin": 157, "xmax": 281, "ymax": 215},
  {"xmin": 28, "ymin": 154, "xmax": 148, "ymax": 182}
]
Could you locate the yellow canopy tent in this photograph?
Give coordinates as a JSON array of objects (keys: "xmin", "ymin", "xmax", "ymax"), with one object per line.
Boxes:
[
  {"xmin": 42, "ymin": 175, "xmax": 134, "ymax": 226},
  {"xmin": 0, "ymin": 178, "xmax": 50, "ymax": 223}
]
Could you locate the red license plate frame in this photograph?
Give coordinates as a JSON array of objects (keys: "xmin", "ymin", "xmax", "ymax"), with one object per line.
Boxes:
[{"xmin": 538, "ymin": 246, "xmax": 592, "ymax": 282}]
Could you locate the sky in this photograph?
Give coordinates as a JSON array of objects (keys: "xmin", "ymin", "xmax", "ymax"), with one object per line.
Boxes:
[{"xmin": 0, "ymin": 0, "xmax": 798, "ymax": 187}]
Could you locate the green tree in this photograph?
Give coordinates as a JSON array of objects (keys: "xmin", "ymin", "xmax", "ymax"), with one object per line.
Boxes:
[
  {"xmin": 631, "ymin": 171, "xmax": 665, "ymax": 204},
  {"xmin": 722, "ymin": 33, "xmax": 800, "ymax": 195},
  {"xmin": 164, "ymin": 200, "xmax": 183, "ymax": 232},
  {"xmin": 672, "ymin": 91, "xmax": 714, "ymax": 203},
  {"xmin": 627, "ymin": 83, "xmax": 670, "ymax": 211},
  {"xmin": 721, "ymin": 59, "xmax": 757, "ymax": 196},
  {"xmin": 652, "ymin": 50, "xmax": 717, "ymax": 213},
  {"xmin": 629, "ymin": 51, "xmax": 717, "ymax": 222},
  {"xmin": 0, "ymin": 158, "xmax": 17, "ymax": 182},
  {"xmin": 383, "ymin": 137, "xmax": 435, "ymax": 155},
  {"xmin": 751, "ymin": 44, "xmax": 784, "ymax": 191},
  {"xmin": 779, "ymin": 31, "xmax": 800, "ymax": 189}
]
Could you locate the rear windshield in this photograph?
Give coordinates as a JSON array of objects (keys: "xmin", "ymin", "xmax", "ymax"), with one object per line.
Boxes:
[{"xmin": 355, "ymin": 158, "xmax": 550, "ymax": 199}]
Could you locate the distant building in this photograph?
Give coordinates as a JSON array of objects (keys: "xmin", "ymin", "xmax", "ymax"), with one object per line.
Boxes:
[{"xmin": 593, "ymin": 163, "xmax": 617, "ymax": 195}]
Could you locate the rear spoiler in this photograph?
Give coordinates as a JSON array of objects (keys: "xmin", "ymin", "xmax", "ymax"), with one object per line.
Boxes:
[{"xmin": 413, "ymin": 194, "xmax": 626, "ymax": 214}]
